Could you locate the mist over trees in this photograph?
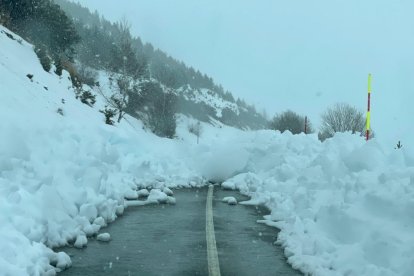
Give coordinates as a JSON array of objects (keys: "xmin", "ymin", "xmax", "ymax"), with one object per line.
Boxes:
[
  {"xmin": 1, "ymin": 0, "xmax": 268, "ymax": 138},
  {"xmin": 54, "ymin": 0, "xmax": 235, "ymax": 93},
  {"xmin": 54, "ymin": 0, "xmax": 267, "ymax": 131}
]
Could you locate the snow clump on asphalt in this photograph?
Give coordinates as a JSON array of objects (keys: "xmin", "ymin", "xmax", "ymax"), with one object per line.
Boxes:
[
  {"xmin": 97, "ymin": 233, "xmax": 111, "ymax": 242},
  {"xmin": 222, "ymin": 196, "xmax": 237, "ymax": 205}
]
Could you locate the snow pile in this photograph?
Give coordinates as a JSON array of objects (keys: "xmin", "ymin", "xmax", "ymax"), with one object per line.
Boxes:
[
  {"xmin": 96, "ymin": 233, "xmax": 111, "ymax": 242},
  {"xmin": 222, "ymin": 131, "xmax": 414, "ymax": 276},
  {"xmin": 222, "ymin": 196, "xmax": 237, "ymax": 205},
  {"xmin": 0, "ymin": 26, "xmax": 200, "ymax": 275},
  {"xmin": 137, "ymin": 188, "xmax": 150, "ymax": 198}
]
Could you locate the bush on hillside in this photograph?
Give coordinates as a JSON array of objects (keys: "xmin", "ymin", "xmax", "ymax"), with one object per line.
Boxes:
[
  {"xmin": 135, "ymin": 81, "xmax": 177, "ymax": 138},
  {"xmin": 34, "ymin": 45, "xmax": 51, "ymax": 72},
  {"xmin": 100, "ymin": 106, "xmax": 117, "ymax": 125},
  {"xmin": 188, "ymin": 121, "xmax": 202, "ymax": 144},
  {"xmin": 75, "ymin": 88, "xmax": 96, "ymax": 107},
  {"xmin": 76, "ymin": 64, "xmax": 98, "ymax": 86}
]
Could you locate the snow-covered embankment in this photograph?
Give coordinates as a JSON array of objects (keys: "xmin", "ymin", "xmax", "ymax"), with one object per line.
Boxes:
[
  {"xmin": 0, "ymin": 26, "xmax": 201, "ymax": 275},
  {"xmin": 222, "ymin": 131, "xmax": 414, "ymax": 276}
]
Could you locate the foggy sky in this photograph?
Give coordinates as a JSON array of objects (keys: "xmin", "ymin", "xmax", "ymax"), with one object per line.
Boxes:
[{"xmin": 74, "ymin": 0, "xmax": 414, "ymax": 143}]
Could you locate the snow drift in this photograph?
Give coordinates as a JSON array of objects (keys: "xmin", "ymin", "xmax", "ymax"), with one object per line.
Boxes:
[
  {"xmin": 223, "ymin": 132, "xmax": 414, "ymax": 276},
  {"xmin": 0, "ymin": 26, "xmax": 202, "ymax": 275}
]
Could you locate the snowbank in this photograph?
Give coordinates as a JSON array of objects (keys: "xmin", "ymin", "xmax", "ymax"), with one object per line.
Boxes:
[
  {"xmin": 0, "ymin": 26, "xmax": 201, "ymax": 275},
  {"xmin": 222, "ymin": 132, "xmax": 414, "ymax": 276},
  {"xmin": 222, "ymin": 196, "xmax": 237, "ymax": 205}
]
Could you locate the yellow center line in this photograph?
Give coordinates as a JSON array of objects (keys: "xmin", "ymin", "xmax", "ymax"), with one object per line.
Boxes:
[{"xmin": 206, "ymin": 185, "xmax": 221, "ymax": 276}]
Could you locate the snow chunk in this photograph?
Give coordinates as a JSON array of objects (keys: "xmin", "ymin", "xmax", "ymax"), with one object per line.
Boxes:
[
  {"xmin": 163, "ymin": 187, "xmax": 174, "ymax": 196},
  {"xmin": 53, "ymin": 252, "xmax": 72, "ymax": 271},
  {"xmin": 124, "ymin": 190, "xmax": 138, "ymax": 200},
  {"xmin": 222, "ymin": 196, "xmax": 237, "ymax": 205},
  {"xmin": 137, "ymin": 189, "xmax": 150, "ymax": 197},
  {"xmin": 199, "ymin": 144, "xmax": 250, "ymax": 182},
  {"xmin": 115, "ymin": 205, "xmax": 124, "ymax": 216},
  {"xmin": 97, "ymin": 233, "xmax": 111, "ymax": 242},
  {"xmin": 147, "ymin": 189, "xmax": 169, "ymax": 204},
  {"xmin": 79, "ymin": 204, "xmax": 97, "ymax": 223},
  {"xmin": 167, "ymin": 196, "xmax": 176, "ymax": 205},
  {"xmin": 222, "ymin": 181, "xmax": 236, "ymax": 190},
  {"xmin": 93, "ymin": 217, "xmax": 106, "ymax": 227},
  {"xmin": 74, "ymin": 235, "xmax": 87, "ymax": 249},
  {"xmin": 83, "ymin": 223, "xmax": 100, "ymax": 236}
]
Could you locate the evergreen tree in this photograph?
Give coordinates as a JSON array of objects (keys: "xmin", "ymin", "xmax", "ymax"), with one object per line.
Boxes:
[
  {"xmin": 137, "ymin": 81, "xmax": 177, "ymax": 138},
  {"xmin": 1, "ymin": 0, "xmax": 80, "ymax": 66}
]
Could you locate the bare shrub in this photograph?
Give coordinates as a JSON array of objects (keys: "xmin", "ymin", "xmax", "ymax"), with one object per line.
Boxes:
[
  {"xmin": 76, "ymin": 64, "xmax": 98, "ymax": 86},
  {"xmin": 188, "ymin": 121, "xmax": 202, "ymax": 144},
  {"xmin": 319, "ymin": 103, "xmax": 365, "ymax": 141},
  {"xmin": 100, "ymin": 106, "xmax": 117, "ymax": 125}
]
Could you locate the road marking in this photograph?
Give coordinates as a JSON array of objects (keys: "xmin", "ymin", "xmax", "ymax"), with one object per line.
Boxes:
[{"xmin": 206, "ymin": 185, "xmax": 221, "ymax": 276}]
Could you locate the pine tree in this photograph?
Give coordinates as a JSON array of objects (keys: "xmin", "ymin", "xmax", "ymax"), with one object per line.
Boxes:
[{"xmin": 2, "ymin": 0, "xmax": 80, "ymax": 65}]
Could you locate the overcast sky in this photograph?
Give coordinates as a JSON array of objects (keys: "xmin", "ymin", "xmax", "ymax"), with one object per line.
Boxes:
[{"xmin": 74, "ymin": 0, "xmax": 414, "ymax": 143}]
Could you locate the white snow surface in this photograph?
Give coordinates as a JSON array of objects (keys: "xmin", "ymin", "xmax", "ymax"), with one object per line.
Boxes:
[
  {"xmin": 176, "ymin": 85, "xmax": 239, "ymax": 118},
  {"xmin": 222, "ymin": 196, "xmax": 237, "ymax": 205},
  {"xmin": 96, "ymin": 233, "xmax": 111, "ymax": 242},
  {"xmin": 222, "ymin": 132, "xmax": 414, "ymax": 276},
  {"xmin": 1, "ymin": 26, "xmax": 414, "ymax": 276},
  {"xmin": 0, "ymin": 26, "xmax": 201, "ymax": 275}
]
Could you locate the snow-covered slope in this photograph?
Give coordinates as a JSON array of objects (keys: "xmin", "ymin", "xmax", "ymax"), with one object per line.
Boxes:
[
  {"xmin": 0, "ymin": 26, "xmax": 203, "ymax": 275},
  {"xmin": 1, "ymin": 25, "xmax": 414, "ymax": 276},
  {"xmin": 177, "ymin": 85, "xmax": 239, "ymax": 118}
]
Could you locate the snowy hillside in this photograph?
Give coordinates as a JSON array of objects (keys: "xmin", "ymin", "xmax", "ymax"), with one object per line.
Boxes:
[
  {"xmin": 1, "ymin": 25, "xmax": 414, "ymax": 276},
  {"xmin": 54, "ymin": 0, "xmax": 268, "ymax": 131},
  {"xmin": 0, "ymin": 26, "xmax": 203, "ymax": 275},
  {"xmin": 177, "ymin": 85, "xmax": 239, "ymax": 118}
]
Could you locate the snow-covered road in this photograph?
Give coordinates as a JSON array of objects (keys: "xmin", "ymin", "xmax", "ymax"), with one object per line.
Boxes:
[{"xmin": 58, "ymin": 187, "xmax": 301, "ymax": 275}]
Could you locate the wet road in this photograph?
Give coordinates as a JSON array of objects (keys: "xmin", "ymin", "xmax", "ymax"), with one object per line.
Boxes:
[
  {"xmin": 59, "ymin": 187, "xmax": 302, "ymax": 276},
  {"xmin": 214, "ymin": 189, "xmax": 301, "ymax": 276}
]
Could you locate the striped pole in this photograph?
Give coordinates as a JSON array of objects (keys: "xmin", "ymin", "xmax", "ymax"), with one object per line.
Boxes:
[{"xmin": 366, "ymin": 74, "xmax": 372, "ymax": 141}]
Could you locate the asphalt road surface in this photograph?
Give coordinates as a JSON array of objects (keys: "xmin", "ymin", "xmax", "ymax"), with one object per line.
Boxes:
[{"xmin": 59, "ymin": 186, "xmax": 302, "ymax": 276}]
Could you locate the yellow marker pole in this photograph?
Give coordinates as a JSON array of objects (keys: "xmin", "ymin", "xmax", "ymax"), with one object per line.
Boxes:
[{"xmin": 366, "ymin": 74, "xmax": 372, "ymax": 141}]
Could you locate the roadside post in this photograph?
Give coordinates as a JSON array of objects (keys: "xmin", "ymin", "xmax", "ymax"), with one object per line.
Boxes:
[{"xmin": 366, "ymin": 74, "xmax": 372, "ymax": 141}]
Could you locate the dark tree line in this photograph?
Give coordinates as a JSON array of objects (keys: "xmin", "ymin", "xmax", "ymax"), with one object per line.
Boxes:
[{"xmin": 0, "ymin": 0, "xmax": 79, "ymax": 72}]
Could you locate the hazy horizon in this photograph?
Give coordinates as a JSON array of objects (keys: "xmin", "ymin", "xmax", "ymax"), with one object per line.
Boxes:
[{"xmin": 72, "ymin": 0, "xmax": 414, "ymax": 143}]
